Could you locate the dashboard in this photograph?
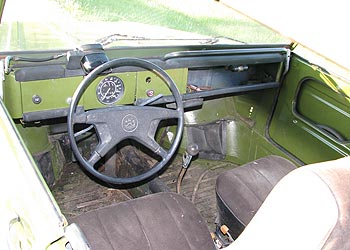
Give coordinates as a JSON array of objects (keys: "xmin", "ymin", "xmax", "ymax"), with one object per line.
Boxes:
[{"xmin": 2, "ymin": 46, "xmax": 288, "ymax": 123}]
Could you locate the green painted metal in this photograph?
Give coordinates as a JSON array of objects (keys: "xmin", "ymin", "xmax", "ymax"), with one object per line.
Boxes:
[
  {"xmin": 3, "ymin": 74, "xmax": 22, "ymax": 118},
  {"xmin": 297, "ymin": 79, "xmax": 350, "ymax": 140},
  {"xmin": 269, "ymin": 55, "xmax": 350, "ymax": 164},
  {"xmin": 15, "ymin": 124, "xmax": 50, "ymax": 154},
  {"xmin": 15, "ymin": 122, "xmax": 65, "ymax": 189},
  {"xmin": 0, "ymin": 0, "xmax": 5, "ymax": 22},
  {"xmin": 3, "ymin": 68, "xmax": 187, "ymax": 119},
  {"xmin": 0, "ymin": 98, "xmax": 66, "ymax": 248},
  {"xmin": 181, "ymin": 89, "xmax": 286, "ymax": 165},
  {"xmin": 136, "ymin": 68, "xmax": 187, "ymax": 99},
  {"xmin": 226, "ymin": 89, "xmax": 288, "ymax": 164},
  {"xmin": 21, "ymin": 77, "xmax": 82, "ymax": 113},
  {"xmin": 184, "ymin": 97, "xmax": 235, "ymax": 125}
]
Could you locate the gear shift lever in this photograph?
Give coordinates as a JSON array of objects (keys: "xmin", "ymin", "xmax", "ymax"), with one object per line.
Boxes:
[
  {"xmin": 183, "ymin": 143, "xmax": 199, "ymax": 168},
  {"xmin": 176, "ymin": 143, "xmax": 199, "ymax": 193}
]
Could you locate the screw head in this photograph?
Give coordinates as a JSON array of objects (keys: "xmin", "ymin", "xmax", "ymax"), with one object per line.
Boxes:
[{"xmin": 32, "ymin": 95, "xmax": 42, "ymax": 104}]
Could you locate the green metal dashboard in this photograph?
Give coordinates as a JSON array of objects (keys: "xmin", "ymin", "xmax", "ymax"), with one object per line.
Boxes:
[{"xmin": 2, "ymin": 46, "xmax": 288, "ymax": 123}]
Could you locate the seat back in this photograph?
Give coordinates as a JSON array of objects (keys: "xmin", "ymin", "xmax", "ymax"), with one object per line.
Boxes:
[
  {"xmin": 229, "ymin": 157, "xmax": 350, "ymax": 250},
  {"xmin": 216, "ymin": 155, "xmax": 296, "ymax": 238}
]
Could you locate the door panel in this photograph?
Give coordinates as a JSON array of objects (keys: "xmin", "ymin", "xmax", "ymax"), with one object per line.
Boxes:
[
  {"xmin": 296, "ymin": 78, "xmax": 350, "ymax": 141},
  {"xmin": 269, "ymin": 55, "xmax": 350, "ymax": 164}
]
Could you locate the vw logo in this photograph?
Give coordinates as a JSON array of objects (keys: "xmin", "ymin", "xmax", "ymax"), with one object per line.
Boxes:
[{"xmin": 122, "ymin": 114, "xmax": 138, "ymax": 132}]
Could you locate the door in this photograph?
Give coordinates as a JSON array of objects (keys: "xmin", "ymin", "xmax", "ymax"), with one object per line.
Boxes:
[{"xmin": 268, "ymin": 51, "xmax": 350, "ymax": 164}]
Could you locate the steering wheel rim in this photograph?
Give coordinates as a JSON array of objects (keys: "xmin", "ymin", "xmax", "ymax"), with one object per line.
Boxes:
[{"xmin": 67, "ymin": 58, "xmax": 184, "ymax": 185}]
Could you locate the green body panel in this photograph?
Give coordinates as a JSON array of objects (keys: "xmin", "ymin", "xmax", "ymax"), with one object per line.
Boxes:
[
  {"xmin": 21, "ymin": 77, "xmax": 82, "ymax": 113},
  {"xmin": 183, "ymin": 97, "xmax": 249, "ymax": 164},
  {"xmin": 237, "ymin": 89, "xmax": 281, "ymax": 161},
  {"xmin": 228, "ymin": 88, "xmax": 295, "ymax": 164},
  {"xmin": 15, "ymin": 124, "xmax": 50, "ymax": 154},
  {"xmin": 269, "ymin": 55, "xmax": 350, "ymax": 164},
  {"xmin": 136, "ymin": 68, "xmax": 187, "ymax": 99},
  {"xmin": 15, "ymin": 123, "xmax": 65, "ymax": 183},
  {"xmin": 182, "ymin": 88, "xmax": 289, "ymax": 165},
  {"xmin": 4, "ymin": 69, "xmax": 187, "ymax": 119},
  {"xmin": 297, "ymin": 79, "xmax": 350, "ymax": 140},
  {"xmin": 3, "ymin": 74, "xmax": 22, "ymax": 118},
  {"xmin": 0, "ymin": 0, "xmax": 5, "ymax": 21},
  {"xmin": 184, "ymin": 97, "xmax": 236, "ymax": 125},
  {"xmin": 0, "ymin": 99, "xmax": 66, "ymax": 249}
]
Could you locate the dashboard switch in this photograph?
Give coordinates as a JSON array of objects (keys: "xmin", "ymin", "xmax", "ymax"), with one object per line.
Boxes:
[{"xmin": 146, "ymin": 90, "xmax": 155, "ymax": 97}]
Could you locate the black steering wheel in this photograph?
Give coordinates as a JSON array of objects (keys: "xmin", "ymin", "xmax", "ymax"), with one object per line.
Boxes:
[{"xmin": 67, "ymin": 58, "xmax": 184, "ymax": 185}]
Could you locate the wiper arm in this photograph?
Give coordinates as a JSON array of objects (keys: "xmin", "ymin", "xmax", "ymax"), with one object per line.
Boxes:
[
  {"xmin": 201, "ymin": 36, "xmax": 246, "ymax": 45},
  {"xmin": 96, "ymin": 33, "xmax": 244, "ymax": 47},
  {"xmin": 96, "ymin": 33, "xmax": 147, "ymax": 46}
]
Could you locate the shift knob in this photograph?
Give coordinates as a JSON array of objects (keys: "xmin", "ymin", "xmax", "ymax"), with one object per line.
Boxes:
[{"xmin": 186, "ymin": 143, "xmax": 199, "ymax": 156}]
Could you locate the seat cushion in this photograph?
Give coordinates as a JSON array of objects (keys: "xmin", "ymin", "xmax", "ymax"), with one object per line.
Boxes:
[
  {"xmin": 71, "ymin": 192, "xmax": 215, "ymax": 250},
  {"xmin": 231, "ymin": 156, "xmax": 350, "ymax": 250},
  {"xmin": 216, "ymin": 155, "xmax": 296, "ymax": 238}
]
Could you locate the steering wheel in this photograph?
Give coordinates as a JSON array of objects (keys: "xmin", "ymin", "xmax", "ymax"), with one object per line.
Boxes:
[{"xmin": 67, "ymin": 58, "xmax": 184, "ymax": 185}]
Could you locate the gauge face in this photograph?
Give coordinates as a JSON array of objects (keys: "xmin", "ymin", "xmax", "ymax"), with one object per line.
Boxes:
[{"xmin": 96, "ymin": 76, "xmax": 124, "ymax": 105}]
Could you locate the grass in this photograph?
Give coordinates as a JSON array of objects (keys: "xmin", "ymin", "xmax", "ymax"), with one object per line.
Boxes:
[
  {"xmin": 0, "ymin": 22, "xmax": 69, "ymax": 51},
  {"xmin": 0, "ymin": 0, "xmax": 287, "ymax": 52},
  {"xmin": 56, "ymin": 0, "xmax": 287, "ymax": 44}
]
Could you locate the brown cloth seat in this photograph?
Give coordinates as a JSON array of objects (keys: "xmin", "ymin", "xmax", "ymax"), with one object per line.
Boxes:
[
  {"xmin": 69, "ymin": 156, "xmax": 350, "ymax": 250},
  {"xmin": 71, "ymin": 192, "xmax": 215, "ymax": 250},
  {"xmin": 215, "ymin": 155, "xmax": 296, "ymax": 238},
  {"xmin": 230, "ymin": 156, "xmax": 350, "ymax": 249}
]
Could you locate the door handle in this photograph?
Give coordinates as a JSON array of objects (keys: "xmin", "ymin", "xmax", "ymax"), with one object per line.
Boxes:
[{"xmin": 316, "ymin": 124, "xmax": 345, "ymax": 141}]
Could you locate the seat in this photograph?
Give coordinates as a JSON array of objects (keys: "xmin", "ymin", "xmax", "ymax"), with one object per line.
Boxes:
[
  {"xmin": 230, "ymin": 156, "xmax": 350, "ymax": 250},
  {"xmin": 70, "ymin": 156, "xmax": 350, "ymax": 250},
  {"xmin": 70, "ymin": 192, "xmax": 216, "ymax": 250},
  {"xmin": 215, "ymin": 155, "xmax": 296, "ymax": 238}
]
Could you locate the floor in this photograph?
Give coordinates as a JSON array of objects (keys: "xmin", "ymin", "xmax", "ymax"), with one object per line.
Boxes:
[
  {"xmin": 52, "ymin": 162, "xmax": 133, "ymax": 220},
  {"xmin": 51, "ymin": 154, "xmax": 237, "ymax": 231},
  {"xmin": 159, "ymin": 157, "xmax": 237, "ymax": 230}
]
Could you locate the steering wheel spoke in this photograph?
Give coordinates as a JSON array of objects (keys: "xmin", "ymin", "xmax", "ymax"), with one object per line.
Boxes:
[
  {"xmin": 151, "ymin": 107, "xmax": 181, "ymax": 121},
  {"xmin": 134, "ymin": 107, "xmax": 179, "ymax": 138},
  {"xmin": 139, "ymin": 135, "xmax": 168, "ymax": 159},
  {"xmin": 72, "ymin": 111, "xmax": 87, "ymax": 124},
  {"xmin": 156, "ymin": 147, "xmax": 168, "ymax": 159},
  {"xmin": 87, "ymin": 151, "xmax": 102, "ymax": 166}
]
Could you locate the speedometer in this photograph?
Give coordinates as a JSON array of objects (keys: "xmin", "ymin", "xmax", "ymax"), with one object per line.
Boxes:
[{"xmin": 96, "ymin": 76, "xmax": 124, "ymax": 105}]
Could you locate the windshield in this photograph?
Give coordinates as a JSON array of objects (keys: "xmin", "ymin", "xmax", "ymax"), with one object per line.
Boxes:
[{"xmin": 0, "ymin": 0, "xmax": 289, "ymax": 51}]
